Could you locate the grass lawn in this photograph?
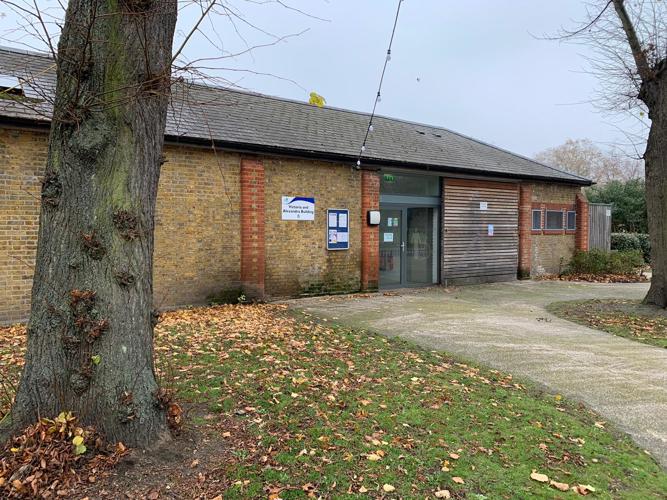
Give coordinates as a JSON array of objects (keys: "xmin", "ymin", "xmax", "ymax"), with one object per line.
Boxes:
[
  {"xmin": 2, "ymin": 303, "xmax": 667, "ymax": 498},
  {"xmin": 548, "ymin": 299, "xmax": 667, "ymax": 349}
]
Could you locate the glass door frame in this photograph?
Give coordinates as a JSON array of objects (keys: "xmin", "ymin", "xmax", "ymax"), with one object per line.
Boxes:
[{"xmin": 379, "ymin": 202, "xmax": 441, "ymax": 288}]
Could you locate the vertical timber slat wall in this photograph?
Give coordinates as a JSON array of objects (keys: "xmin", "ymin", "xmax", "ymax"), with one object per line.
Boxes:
[
  {"xmin": 442, "ymin": 179, "xmax": 519, "ymax": 284},
  {"xmin": 588, "ymin": 203, "xmax": 611, "ymax": 251}
]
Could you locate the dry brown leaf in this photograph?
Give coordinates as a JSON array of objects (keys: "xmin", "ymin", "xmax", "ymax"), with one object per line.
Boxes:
[
  {"xmin": 435, "ymin": 489, "xmax": 451, "ymax": 498},
  {"xmin": 530, "ymin": 471, "xmax": 549, "ymax": 483},
  {"xmin": 550, "ymin": 480, "xmax": 569, "ymax": 492},
  {"xmin": 572, "ymin": 484, "xmax": 596, "ymax": 495},
  {"xmin": 452, "ymin": 477, "xmax": 465, "ymax": 484},
  {"xmin": 383, "ymin": 484, "xmax": 395, "ymax": 492}
]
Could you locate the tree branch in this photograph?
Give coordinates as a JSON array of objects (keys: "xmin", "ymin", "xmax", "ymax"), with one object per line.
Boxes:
[{"xmin": 612, "ymin": 0, "xmax": 653, "ymax": 81}]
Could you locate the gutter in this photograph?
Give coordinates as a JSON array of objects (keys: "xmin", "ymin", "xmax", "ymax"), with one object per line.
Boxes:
[{"xmin": 0, "ymin": 117, "xmax": 592, "ymax": 187}]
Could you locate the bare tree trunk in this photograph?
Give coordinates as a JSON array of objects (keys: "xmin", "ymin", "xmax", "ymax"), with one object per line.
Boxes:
[
  {"xmin": 642, "ymin": 73, "xmax": 667, "ymax": 307},
  {"xmin": 2, "ymin": 0, "xmax": 177, "ymax": 447}
]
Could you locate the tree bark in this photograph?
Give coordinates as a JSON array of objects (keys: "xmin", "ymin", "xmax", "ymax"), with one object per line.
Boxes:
[
  {"xmin": 611, "ymin": 0, "xmax": 667, "ymax": 307},
  {"xmin": 642, "ymin": 73, "xmax": 667, "ymax": 307},
  {"xmin": 2, "ymin": 0, "xmax": 177, "ymax": 447}
]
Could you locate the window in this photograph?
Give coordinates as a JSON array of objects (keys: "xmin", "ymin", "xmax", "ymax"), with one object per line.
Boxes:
[
  {"xmin": 545, "ymin": 210, "xmax": 564, "ymax": 230},
  {"xmin": 532, "ymin": 209, "xmax": 542, "ymax": 230},
  {"xmin": 567, "ymin": 211, "xmax": 576, "ymax": 230},
  {"xmin": 380, "ymin": 173, "xmax": 440, "ymax": 196}
]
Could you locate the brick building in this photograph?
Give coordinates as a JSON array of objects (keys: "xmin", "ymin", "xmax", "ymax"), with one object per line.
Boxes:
[{"xmin": 0, "ymin": 47, "xmax": 591, "ymax": 324}]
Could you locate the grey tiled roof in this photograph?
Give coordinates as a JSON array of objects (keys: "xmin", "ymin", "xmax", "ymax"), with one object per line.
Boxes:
[{"xmin": 0, "ymin": 46, "xmax": 590, "ymax": 185}]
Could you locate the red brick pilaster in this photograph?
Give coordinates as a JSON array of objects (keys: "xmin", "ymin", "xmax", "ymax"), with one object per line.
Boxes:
[
  {"xmin": 240, "ymin": 158, "xmax": 265, "ymax": 299},
  {"xmin": 361, "ymin": 171, "xmax": 380, "ymax": 291},
  {"xmin": 575, "ymin": 192, "xmax": 589, "ymax": 252},
  {"xmin": 518, "ymin": 184, "xmax": 532, "ymax": 279}
]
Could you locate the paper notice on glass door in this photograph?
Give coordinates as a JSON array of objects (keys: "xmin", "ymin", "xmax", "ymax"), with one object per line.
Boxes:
[
  {"xmin": 383, "ymin": 232, "xmax": 394, "ymax": 243},
  {"xmin": 338, "ymin": 213, "xmax": 348, "ymax": 228}
]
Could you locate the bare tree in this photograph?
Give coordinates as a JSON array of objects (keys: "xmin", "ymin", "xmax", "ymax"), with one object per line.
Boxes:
[
  {"xmin": 0, "ymin": 0, "xmax": 318, "ymax": 446},
  {"xmin": 564, "ymin": 0, "xmax": 667, "ymax": 307},
  {"xmin": 535, "ymin": 138, "xmax": 644, "ymax": 183}
]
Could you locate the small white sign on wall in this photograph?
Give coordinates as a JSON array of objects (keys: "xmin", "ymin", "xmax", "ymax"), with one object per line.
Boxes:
[
  {"xmin": 606, "ymin": 209, "xmax": 612, "ymax": 217},
  {"xmin": 282, "ymin": 196, "xmax": 315, "ymax": 220},
  {"xmin": 480, "ymin": 201, "xmax": 488, "ymax": 211},
  {"xmin": 487, "ymin": 224, "xmax": 494, "ymax": 236}
]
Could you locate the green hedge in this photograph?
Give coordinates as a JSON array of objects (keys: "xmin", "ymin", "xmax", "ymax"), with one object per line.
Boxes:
[
  {"xmin": 611, "ymin": 233, "xmax": 651, "ymax": 262},
  {"xmin": 566, "ymin": 249, "xmax": 644, "ymax": 275}
]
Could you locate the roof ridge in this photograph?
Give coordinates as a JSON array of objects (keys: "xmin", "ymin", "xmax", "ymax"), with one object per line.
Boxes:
[
  {"xmin": 185, "ymin": 83, "xmax": 590, "ymax": 181},
  {"xmin": 0, "ymin": 45, "xmax": 591, "ymax": 185}
]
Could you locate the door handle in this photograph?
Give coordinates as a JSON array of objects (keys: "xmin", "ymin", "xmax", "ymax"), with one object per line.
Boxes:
[{"xmin": 401, "ymin": 241, "xmax": 405, "ymax": 252}]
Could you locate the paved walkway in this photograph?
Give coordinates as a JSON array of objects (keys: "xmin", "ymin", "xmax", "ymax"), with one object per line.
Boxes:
[{"xmin": 292, "ymin": 280, "xmax": 667, "ymax": 468}]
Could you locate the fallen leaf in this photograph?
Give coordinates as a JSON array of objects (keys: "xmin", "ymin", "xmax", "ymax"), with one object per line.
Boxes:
[
  {"xmin": 435, "ymin": 489, "xmax": 451, "ymax": 498},
  {"xmin": 383, "ymin": 484, "xmax": 395, "ymax": 492},
  {"xmin": 572, "ymin": 484, "xmax": 596, "ymax": 495},
  {"xmin": 366, "ymin": 453, "xmax": 382, "ymax": 461},
  {"xmin": 550, "ymin": 480, "xmax": 569, "ymax": 492},
  {"xmin": 530, "ymin": 471, "xmax": 549, "ymax": 483},
  {"xmin": 452, "ymin": 477, "xmax": 465, "ymax": 484},
  {"xmin": 358, "ymin": 486, "xmax": 368, "ymax": 493},
  {"xmin": 449, "ymin": 453, "xmax": 460, "ymax": 460}
]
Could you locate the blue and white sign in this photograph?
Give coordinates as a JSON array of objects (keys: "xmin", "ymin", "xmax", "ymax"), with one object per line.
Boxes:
[
  {"xmin": 327, "ymin": 208, "xmax": 349, "ymax": 250},
  {"xmin": 282, "ymin": 196, "xmax": 315, "ymax": 220}
]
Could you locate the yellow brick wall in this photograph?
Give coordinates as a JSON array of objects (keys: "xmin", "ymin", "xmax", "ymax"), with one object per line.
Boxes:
[
  {"xmin": 0, "ymin": 128, "xmax": 47, "ymax": 324},
  {"xmin": 0, "ymin": 128, "xmax": 243, "ymax": 323},
  {"xmin": 530, "ymin": 182, "xmax": 582, "ymax": 275},
  {"xmin": 154, "ymin": 144, "xmax": 242, "ymax": 308},
  {"xmin": 263, "ymin": 158, "xmax": 362, "ymax": 297}
]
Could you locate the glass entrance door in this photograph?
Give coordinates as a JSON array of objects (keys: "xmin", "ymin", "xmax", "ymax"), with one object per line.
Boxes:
[
  {"xmin": 379, "ymin": 206, "xmax": 439, "ymax": 287},
  {"xmin": 379, "ymin": 209, "xmax": 402, "ymax": 286},
  {"xmin": 405, "ymin": 207, "xmax": 437, "ymax": 284}
]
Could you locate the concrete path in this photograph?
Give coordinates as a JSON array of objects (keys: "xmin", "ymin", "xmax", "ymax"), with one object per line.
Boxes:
[{"xmin": 291, "ymin": 280, "xmax": 667, "ymax": 468}]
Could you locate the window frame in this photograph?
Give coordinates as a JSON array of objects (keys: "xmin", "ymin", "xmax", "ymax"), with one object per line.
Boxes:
[
  {"xmin": 545, "ymin": 209, "xmax": 565, "ymax": 231},
  {"xmin": 531, "ymin": 209, "xmax": 542, "ymax": 230},
  {"xmin": 566, "ymin": 211, "xmax": 576, "ymax": 231}
]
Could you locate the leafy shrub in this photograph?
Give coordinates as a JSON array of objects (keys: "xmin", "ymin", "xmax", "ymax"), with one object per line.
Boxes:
[
  {"xmin": 566, "ymin": 249, "xmax": 644, "ymax": 275},
  {"xmin": 611, "ymin": 232, "xmax": 651, "ymax": 262},
  {"xmin": 586, "ymin": 178, "xmax": 647, "ymax": 233},
  {"xmin": 607, "ymin": 250, "xmax": 644, "ymax": 274}
]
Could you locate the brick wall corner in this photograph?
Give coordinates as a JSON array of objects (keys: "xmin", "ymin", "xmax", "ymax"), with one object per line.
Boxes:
[
  {"xmin": 518, "ymin": 183, "xmax": 532, "ymax": 279},
  {"xmin": 575, "ymin": 191, "xmax": 589, "ymax": 252}
]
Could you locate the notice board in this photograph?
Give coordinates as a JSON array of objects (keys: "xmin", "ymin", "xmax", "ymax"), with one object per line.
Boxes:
[{"xmin": 327, "ymin": 209, "xmax": 349, "ymax": 250}]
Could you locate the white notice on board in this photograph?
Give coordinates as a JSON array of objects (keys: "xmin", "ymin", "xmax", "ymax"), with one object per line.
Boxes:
[
  {"xmin": 606, "ymin": 209, "xmax": 611, "ymax": 217},
  {"xmin": 339, "ymin": 213, "xmax": 348, "ymax": 228},
  {"xmin": 338, "ymin": 232, "xmax": 349, "ymax": 243},
  {"xmin": 328, "ymin": 212, "xmax": 338, "ymax": 227},
  {"xmin": 383, "ymin": 232, "xmax": 394, "ymax": 243},
  {"xmin": 328, "ymin": 230, "xmax": 338, "ymax": 244},
  {"xmin": 480, "ymin": 201, "xmax": 488, "ymax": 211}
]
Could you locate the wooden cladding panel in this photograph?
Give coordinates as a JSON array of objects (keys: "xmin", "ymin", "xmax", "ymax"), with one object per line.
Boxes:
[{"xmin": 443, "ymin": 180, "xmax": 519, "ymax": 279}]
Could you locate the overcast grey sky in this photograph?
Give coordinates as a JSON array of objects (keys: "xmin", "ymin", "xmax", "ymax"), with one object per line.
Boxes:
[{"xmin": 0, "ymin": 0, "xmax": 645, "ymax": 159}]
